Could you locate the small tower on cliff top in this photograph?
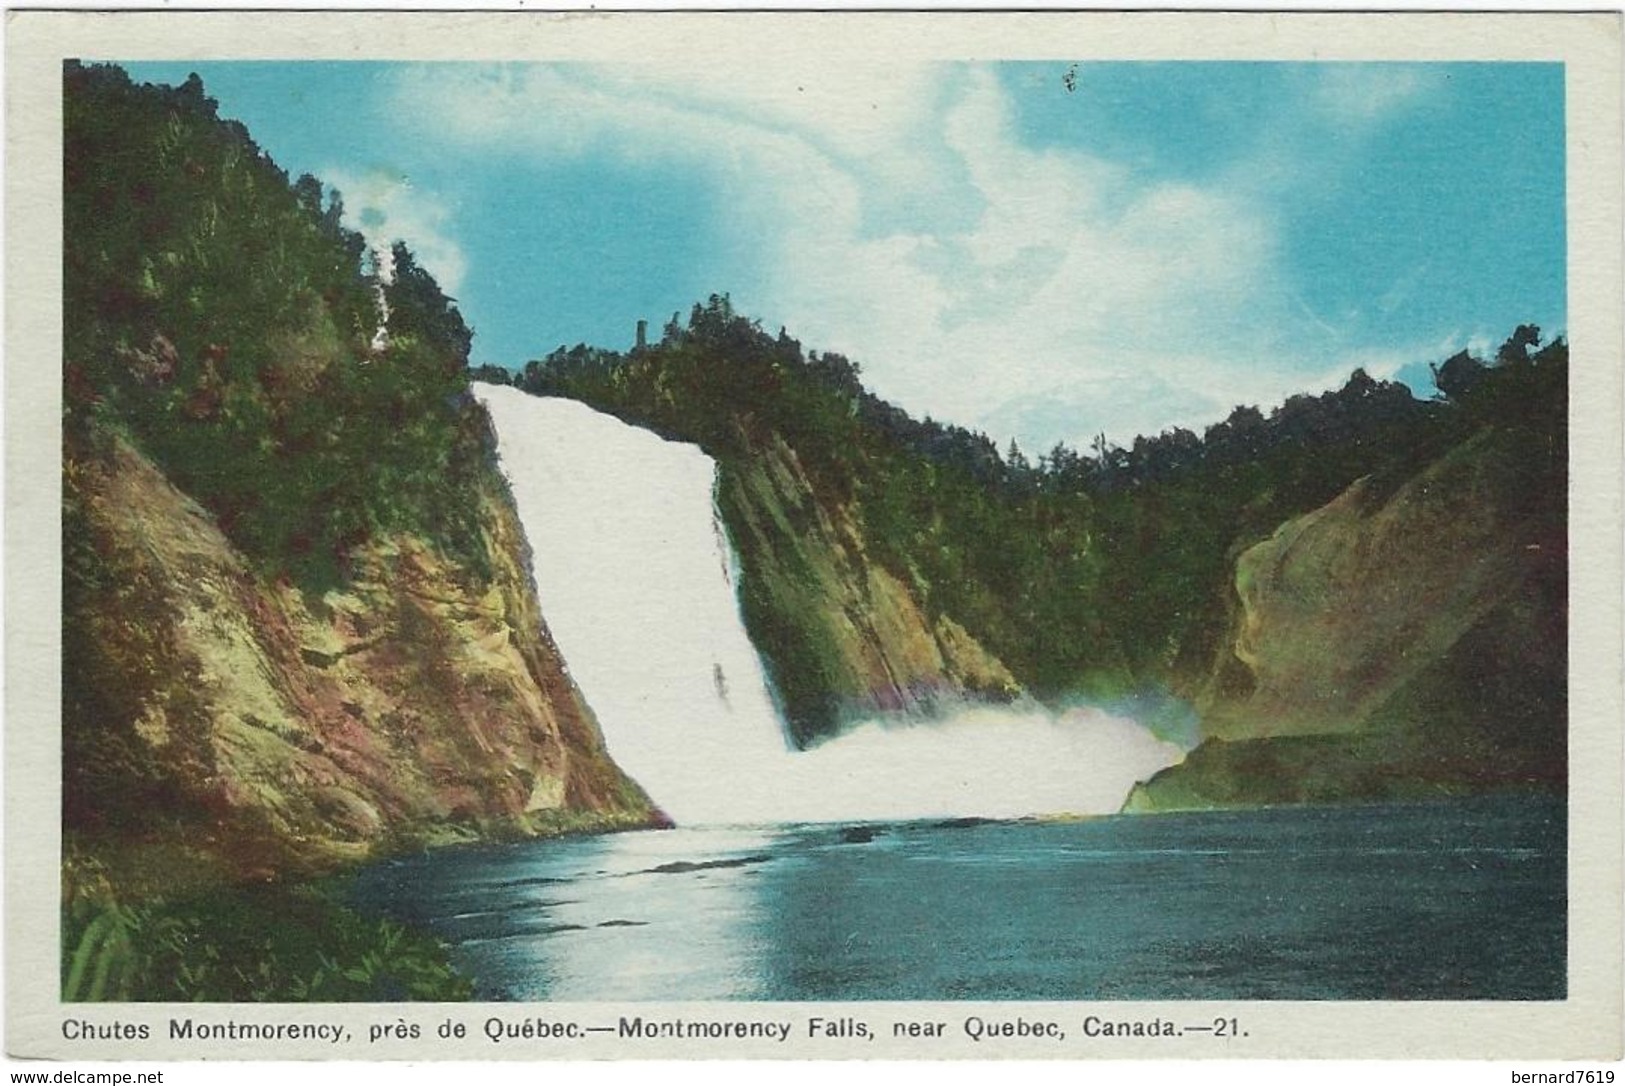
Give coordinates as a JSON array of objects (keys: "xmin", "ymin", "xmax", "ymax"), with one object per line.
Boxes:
[{"xmin": 635, "ymin": 319, "xmax": 648, "ymax": 352}]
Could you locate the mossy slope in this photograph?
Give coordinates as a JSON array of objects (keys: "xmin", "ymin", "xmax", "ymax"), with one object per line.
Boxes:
[
  {"xmin": 1127, "ymin": 425, "xmax": 1565, "ymax": 811},
  {"xmin": 718, "ymin": 434, "xmax": 1020, "ymax": 745}
]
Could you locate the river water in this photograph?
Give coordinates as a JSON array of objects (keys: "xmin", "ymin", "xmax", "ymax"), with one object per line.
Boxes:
[{"xmin": 349, "ymin": 794, "xmax": 1564, "ymax": 1001}]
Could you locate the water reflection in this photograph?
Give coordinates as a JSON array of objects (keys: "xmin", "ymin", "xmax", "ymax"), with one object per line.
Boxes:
[
  {"xmin": 362, "ymin": 828, "xmax": 782, "ymax": 1001},
  {"xmin": 350, "ymin": 797, "xmax": 1565, "ymax": 1001}
]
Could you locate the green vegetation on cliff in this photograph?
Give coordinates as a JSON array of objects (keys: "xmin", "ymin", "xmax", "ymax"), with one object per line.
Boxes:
[
  {"xmin": 65, "ymin": 61, "xmax": 484, "ymax": 591},
  {"xmin": 61, "ymin": 63, "xmax": 655, "ymax": 1000}
]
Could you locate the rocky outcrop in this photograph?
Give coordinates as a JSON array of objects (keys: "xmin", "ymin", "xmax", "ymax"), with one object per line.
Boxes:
[
  {"xmin": 1127, "ymin": 428, "xmax": 1565, "ymax": 811},
  {"xmin": 718, "ymin": 434, "xmax": 1020, "ymax": 746},
  {"xmin": 63, "ymin": 424, "xmax": 657, "ymax": 895}
]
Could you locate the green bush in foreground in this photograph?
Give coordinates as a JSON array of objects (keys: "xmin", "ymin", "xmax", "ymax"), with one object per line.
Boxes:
[{"xmin": 62, "ymin": 884, "xmax": 472, "ymax": 1002}]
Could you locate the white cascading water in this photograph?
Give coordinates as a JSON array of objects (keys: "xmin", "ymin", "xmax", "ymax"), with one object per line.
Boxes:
[
  {"xmin": 366, "ymin": 245, "xmax": 394, "ymax": 354},
  {"xmin": 475, "ymin": 383, "xmax": 1183, "ymax": 826}
]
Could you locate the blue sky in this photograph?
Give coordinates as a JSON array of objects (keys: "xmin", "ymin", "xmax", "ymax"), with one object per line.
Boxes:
[{"xmin": 118, "ymin": 60, "xmax": 1565, "ymax": 450}]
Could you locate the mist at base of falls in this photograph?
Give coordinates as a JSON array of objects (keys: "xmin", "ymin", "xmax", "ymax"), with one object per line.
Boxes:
[{"xmin": 474, "ymin": 384, "xmax": 1183, "ymax": 826}]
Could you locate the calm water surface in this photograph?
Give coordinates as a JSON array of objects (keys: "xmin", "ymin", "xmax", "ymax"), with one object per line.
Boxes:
[{"xmin": 349, "ymin": 796, "xmax": 1564, "ymax": 1001}]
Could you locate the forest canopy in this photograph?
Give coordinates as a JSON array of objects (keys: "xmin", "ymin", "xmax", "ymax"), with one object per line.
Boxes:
[{"xmin": 64, "ymin": 61, "xmax": 484, "ymax": 590}]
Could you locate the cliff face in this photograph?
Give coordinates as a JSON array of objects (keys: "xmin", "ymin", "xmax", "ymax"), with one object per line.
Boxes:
[
  {"xmin": 1126, "ymin": 428, "xmax": 1565, "ymax": 811},
  {"xmin": 63, "ymin": 422, "xmax": 657, "ymax": 895},
  {"xmin": 718, "ymin": 434, "xmax": 1019, "ymax": 746}
]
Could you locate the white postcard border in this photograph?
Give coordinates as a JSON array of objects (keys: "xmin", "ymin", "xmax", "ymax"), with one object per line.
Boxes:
[{"xmin": 6, "ymin": 9, "xmax": 1621, "ymax": 1062}]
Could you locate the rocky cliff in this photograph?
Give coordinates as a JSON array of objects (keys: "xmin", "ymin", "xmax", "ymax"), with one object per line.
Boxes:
[
  {"xmin": 1125, "ymin": 426, "xmax": 1565, "ymax": 811},
  {"xmin": 718, "ymin": 433, "xmax": 1020, "ymax": 746},
  {"xmin": 63, "ymin": 419, "xmax": 658, "ymax": 898}
]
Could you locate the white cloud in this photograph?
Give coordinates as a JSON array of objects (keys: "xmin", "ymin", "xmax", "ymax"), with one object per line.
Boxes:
[
  {"xmin": 398, "ymin": 61, "xmax": 943, "ymax": 187},
  {"xmin": 385, "ymin": 62, "xmax": 1439, "ymax": 448},
  {"xmin": 761, "ymin": 67, "xmax": 1310, "ymax": 445},
  {"xmin": 1309, "ymin": 65, "xmax": 1440, "ymax": 125},
  {"xmin": 322, "ymin": 166, "xmax": 468, "ymax": 296}
]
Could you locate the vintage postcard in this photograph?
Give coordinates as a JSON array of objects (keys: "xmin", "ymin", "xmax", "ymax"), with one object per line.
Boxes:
[{"xmin": 5, "ymin": 9, "xmax": 1622, "ymax": 1065}]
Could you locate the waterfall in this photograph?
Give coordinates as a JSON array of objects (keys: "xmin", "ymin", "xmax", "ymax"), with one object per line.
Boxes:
[
  {"xmin": 475, "ymin": 384, "xmax": 1182, "ymax": 826},
  {"xmin": 366, "ymin": 245, "xmax": 394, "ymax": 355}
]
